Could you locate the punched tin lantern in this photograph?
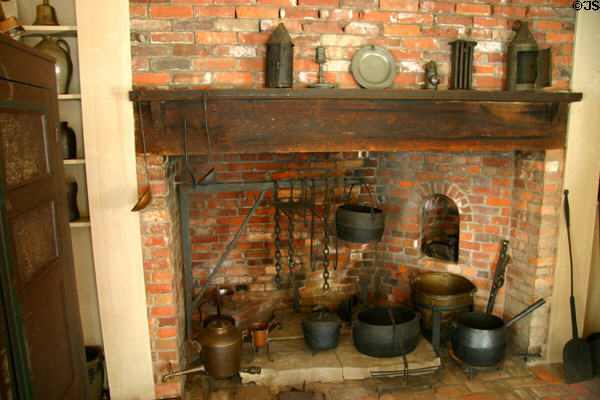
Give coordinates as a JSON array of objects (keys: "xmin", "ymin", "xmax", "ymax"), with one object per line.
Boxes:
[
  {"xmin": 266, "ymin": 23, "xmax": 294, "ymax": 88},
  {"xmin": 506, "ymin": 20, "xmax": 551, "ymax": 91}
]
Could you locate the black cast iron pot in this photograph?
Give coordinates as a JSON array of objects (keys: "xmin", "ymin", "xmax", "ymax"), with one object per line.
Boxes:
[
  {"xmin": 451, "ymin": 298, "xmax": 545, "ymax": 366},
  {"xmin": 336, "ymin": 204, "xmax": 384, "ymax": 243},
  {"xmin": 353, "ymin": 306, "xmax": 421, "ymax": 358},
  {"xmin": 335, "ymin": 182, "xmax": 384, "ymax": 244},
  {"xmin": 301, "ymin": 310, "xmax": 343, "ymax": 353}
]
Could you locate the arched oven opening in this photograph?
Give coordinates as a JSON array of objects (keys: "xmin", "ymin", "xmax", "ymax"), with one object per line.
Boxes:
[{"xmin": 420, "ymin": 194, "xmax": 459, "ymax": 262}]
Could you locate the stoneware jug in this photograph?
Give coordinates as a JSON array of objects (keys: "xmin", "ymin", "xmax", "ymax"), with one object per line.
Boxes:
[
  {"xmin": 34, "ymin": 35, "xmax": 72, "ymax": 94},
  {"xmin": 61, "ymin": 121, "xmax": 76, "ymax": 159},
  {"xmin": 65, "ymin": 181, "xmax": 79, "ymax": 222}
]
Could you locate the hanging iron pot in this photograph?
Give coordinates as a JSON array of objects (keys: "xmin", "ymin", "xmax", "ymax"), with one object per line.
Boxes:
[{"xmin": 336, "ymin": 180, "xmax": 384, "ymax": 243}]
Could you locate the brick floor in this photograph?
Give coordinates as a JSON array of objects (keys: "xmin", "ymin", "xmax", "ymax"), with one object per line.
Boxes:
[{"xmin": 184, "ymin": 355, "xmax": 600, "ymax": 400}]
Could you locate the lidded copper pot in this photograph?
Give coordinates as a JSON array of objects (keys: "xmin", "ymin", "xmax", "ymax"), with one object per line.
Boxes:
[{"xmin": 197, "ymin": 319, "xmax": 242, "ymax": 378}]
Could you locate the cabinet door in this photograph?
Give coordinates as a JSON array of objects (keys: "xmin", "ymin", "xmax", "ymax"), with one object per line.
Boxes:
[{"xmin": 0, "ymin": 45, "xmax": 87, "ymax": 400}]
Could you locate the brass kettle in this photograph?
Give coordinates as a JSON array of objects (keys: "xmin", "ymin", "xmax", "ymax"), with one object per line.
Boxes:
[{"xmin": 197, "ymin": 319, "xmax": 242, "ymax": 378}]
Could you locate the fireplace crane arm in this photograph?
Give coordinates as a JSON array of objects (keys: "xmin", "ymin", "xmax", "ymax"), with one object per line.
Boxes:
[{"xmin": 188, "ymin": 190, "xmax": 266, "ymax": 333}]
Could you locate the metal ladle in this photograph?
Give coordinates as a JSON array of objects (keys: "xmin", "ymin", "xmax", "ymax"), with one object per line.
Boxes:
[{"xmin": 131, "ymin": 97, "xmax": 151, "ymax": 212}]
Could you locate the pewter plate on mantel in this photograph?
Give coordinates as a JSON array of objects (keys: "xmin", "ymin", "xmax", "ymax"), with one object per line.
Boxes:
[{"xmin": 350, "ymin": 45, "xmax": 397, "ymax": 89}]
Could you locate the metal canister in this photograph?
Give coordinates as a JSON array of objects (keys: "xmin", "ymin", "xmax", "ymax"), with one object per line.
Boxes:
[{"xmin": 197, "ymin": 319, "xmax": 242, "ymax": 378}]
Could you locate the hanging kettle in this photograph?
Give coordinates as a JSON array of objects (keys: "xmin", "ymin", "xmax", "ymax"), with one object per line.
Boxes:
[
  {"xmin": 34, "ymin": 35, "xmax": 72, "ymax": 94},
  {"xmin": 336, "ymin": 180, "xmax": 384, "ymax": 243}
]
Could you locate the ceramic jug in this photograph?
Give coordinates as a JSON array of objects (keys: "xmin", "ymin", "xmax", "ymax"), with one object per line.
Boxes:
[
  {"xmin": 65, "ymin": 181, "xmax": 79, "ymax": 222},
  {"xmin": 61, "ymin": 121, "xmax": 76, "ymax": 159},
  {"xmin": 34, "ymin": 35, "xmax": 72, "ymax": 94}
]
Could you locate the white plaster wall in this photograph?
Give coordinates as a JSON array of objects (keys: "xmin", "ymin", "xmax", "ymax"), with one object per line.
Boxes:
[
  {"xmin": 547, "ymin": 11, "xmax": 600, "ymax": 362},
  {"xmin": 75, "ymin": 0, "xmax": 155, "ymax": 397},
  {"xmin": 584, "ymin": 202, "xmax": 599, "ymax": 336}
]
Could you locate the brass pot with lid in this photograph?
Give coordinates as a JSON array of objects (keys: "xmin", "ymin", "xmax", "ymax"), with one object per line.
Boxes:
[{"xmin": 197, "ymin": 319, "xmax": 242, "ymax": 378}]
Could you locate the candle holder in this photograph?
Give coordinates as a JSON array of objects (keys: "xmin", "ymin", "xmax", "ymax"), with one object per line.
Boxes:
[{"xmin": 308, "ymin": 46, "xmax": 335, "ymax": 89}]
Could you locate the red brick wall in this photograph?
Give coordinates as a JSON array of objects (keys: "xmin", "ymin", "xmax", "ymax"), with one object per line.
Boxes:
[
  {"xmin": 508, "ymin": 149, "xmax": 564, "ymax": 354},
  {"xmin": 138, "ymin": 156, "xmax": 185, "ymax": 396},
  {"xmin": 130, "ymin": 0, "xmax": 574, "ymax": 90},
  {"xmin": 374, "ymin": 150, "xmax": 563, "ymax": 357},
  {"xmin": 185, "ymin": 152, "xmax": 378, "ymax": 312}
]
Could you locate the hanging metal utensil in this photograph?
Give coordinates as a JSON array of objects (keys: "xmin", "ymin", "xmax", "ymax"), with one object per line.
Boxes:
[
  {"xmin": 322, "ymin": 178, "xmax": 330, "ymax": 291},
  {"xmin": 309, "ymin": 178, "xmax": 316, "ymax": 272},
  {"xmin": 199, "ymin": 92, "xmax": 216, "ymax": 185},
  {"xmin": 132, "ymin": 94, "xmax": 152, "ymax": 212},
  {"xmin": 273, "ymin": 181, "xmax": 283, "ymax": 289},
  {"xmin": 183, "ymin": 117, "xmax": 197, "ymax": 186},
  {"xmin": 332, "ymin": 179, "xmax": 338, "ymax": 270},
  {"xmin": 486, "ymin": 240, "xmax": 510, "ymax": 314}
]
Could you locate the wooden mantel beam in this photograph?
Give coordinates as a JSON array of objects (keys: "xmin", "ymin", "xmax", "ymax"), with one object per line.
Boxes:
[{"xmin": 129, "ymin": 89, "xmax": 582, "ymax": 155}]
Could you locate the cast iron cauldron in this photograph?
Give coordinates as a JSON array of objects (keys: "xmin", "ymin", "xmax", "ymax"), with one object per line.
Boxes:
[
  {"xmin": 353, "ymin": 306, "xmax": 421, "ymax": 358},
  {"xmin": 451, "ymin": 298, "xmax": 545, "ymax": 367},
  {"xmin": 301, "ymin": 309, "xmax": 343, "ymax": 353},
  {"xmin": 336, "ymin": 183, "xmax": 384, "ymax": 244}
]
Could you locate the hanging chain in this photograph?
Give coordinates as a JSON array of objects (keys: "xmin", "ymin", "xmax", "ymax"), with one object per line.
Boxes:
[
  {"xmin": 287, "ymin": 211, "xmax": 296, "ymax": 289},
  {"xmin": 273, "ymin": 181, "xmax": 282, "ymax": 289},
  {"xmin": 310, "ymin": 179, "xmax": 316, "ymax": 272},
  {"xmin": 274, "ymin": 208, "xmax": 282, "ymax": 289},
  {"xmin": 322, "ymin": 180, "xmax": 330, "ymax": 291},
  {"xmin": 333, "ymin": 179, "xmax": 338, "ymax": 270}
]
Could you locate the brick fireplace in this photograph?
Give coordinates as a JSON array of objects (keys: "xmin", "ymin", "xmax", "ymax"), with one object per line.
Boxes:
[{"xmin": 129, "ymin": 0, "xmax": 576, "ymax": 397}]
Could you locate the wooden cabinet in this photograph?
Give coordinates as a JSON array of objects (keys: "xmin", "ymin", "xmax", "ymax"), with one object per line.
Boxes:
[
  {"xmin": 6, "ymin": 1, "xmax": 156, "ymax": 397},
  {"xmin": 12, "ymin": 0, "xmax": 103, "ymax": 348},
  {"xmin": 0, "ymin": 33, "xmax": 87, "ymax": 400}
]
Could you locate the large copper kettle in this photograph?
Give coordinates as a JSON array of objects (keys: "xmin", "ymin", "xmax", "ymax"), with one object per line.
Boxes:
[
  {"xmin": 197, "ymin": 319, "xmax": 242, "ymax": 378},
  {"xmin": 163, "ymin": 319, "xmax": 262, "ymax": 382}
]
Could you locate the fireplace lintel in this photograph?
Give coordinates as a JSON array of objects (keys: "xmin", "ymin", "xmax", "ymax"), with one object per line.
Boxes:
[{"xmin": 130, "ymin": 89, "xmax": 581, "ymax": 156}]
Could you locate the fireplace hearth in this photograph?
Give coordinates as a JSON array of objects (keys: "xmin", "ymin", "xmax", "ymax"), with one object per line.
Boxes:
[
  {"xmin": 131, "ymin": 76, "xmax": 580, "ymax": 400},
  {"xmin": 138, "ymin": 146, "xmax": 566, "ymax": 396}
]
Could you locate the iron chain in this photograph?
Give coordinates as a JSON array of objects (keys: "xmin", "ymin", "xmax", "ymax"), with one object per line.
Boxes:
[
  {"xmin": 287, "ymin": 211, "xmax": 296, "ymax": 289},
  {"xmin": 322, "ymin": 182, "xmax": 330, "ymax": 291},
  {"xmin": 274, "ymin": 208, "xmax": 282, "ymax": 289}
]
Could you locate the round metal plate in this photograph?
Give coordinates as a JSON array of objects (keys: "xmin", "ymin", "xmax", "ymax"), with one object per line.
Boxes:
[{"xmin": 351, "ymin": 45, "xmax": 397, "ymax": 89}]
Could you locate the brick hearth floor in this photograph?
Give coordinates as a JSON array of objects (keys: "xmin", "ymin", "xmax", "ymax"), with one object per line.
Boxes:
[
  {"xmin": 184, "ymin": 357, "xmax": 600, "ymax": 400},
  {"xmin": 183, "ymin": 314, "xmax": 600, "ymax": 400}
]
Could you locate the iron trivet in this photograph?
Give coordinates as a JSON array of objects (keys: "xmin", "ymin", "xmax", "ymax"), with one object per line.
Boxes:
[
  {"xmin": 203, "ymin": 373, "xmax": 241, "ymax": 400},
  {"xmin": 370, "ymin": 365, "xmax": 442, "ymax": 398},
  {"xmin": 449, "ymin": 348, "xmax": 504, "ymax": 380}
]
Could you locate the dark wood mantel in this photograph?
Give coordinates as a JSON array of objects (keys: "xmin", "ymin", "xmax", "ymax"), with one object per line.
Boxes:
[{"xmin": 129, "ymin": 89, "xmax": 582, "ymax": 155}]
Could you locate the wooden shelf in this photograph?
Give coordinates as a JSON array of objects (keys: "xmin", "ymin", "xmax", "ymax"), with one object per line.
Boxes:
[
  {"xmin": 22, "ymin": 25, "xmax": 77, "ymax": 37},
  {"xmin": 69, "ymin": 216, "xmax": 90, "ymax": 227},
  {"xmin": 58, "ymin": 93, "xmax": 81, "ymax": 101},
  {"xmin": 130, "ymin": 89, "xmax": 582, "ymax": 155},
  {"xmin": 63, "ymin": 158, "xmax": 85, "ymax": 165},
  {"xmin": 131, "ymin": 88, "xmax": 582, "ymax": 103}
]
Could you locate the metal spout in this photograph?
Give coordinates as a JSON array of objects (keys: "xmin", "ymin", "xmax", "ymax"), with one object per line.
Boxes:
[{"xmin": 162, "ymin": 362, "xmax": 207, "ymax": 382}]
